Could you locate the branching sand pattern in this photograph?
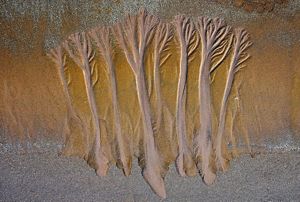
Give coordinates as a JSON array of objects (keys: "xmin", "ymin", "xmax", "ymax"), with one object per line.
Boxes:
[{"xmin": 47, "ymin": 8, "xmax": 252, "ymax": 199}]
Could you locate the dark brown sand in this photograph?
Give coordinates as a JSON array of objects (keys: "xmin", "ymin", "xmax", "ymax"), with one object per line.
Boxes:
[{"xmin": 0, "ymin": 149, "xmax": 299, "ymax": 201}]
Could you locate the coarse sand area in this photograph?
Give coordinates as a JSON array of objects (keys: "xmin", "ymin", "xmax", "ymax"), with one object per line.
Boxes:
[{"xmin": 0, "ymin": 148, "xmax": 299, "ymax": 201}]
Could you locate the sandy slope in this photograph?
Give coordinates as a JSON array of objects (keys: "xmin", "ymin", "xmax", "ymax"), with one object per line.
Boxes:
[{"xmin": 0, "ymin": 151, "xmax": 299, "ymax": 201}]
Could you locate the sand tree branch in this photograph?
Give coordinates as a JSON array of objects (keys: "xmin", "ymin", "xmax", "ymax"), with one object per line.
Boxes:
[
  {"xmin": 215, "ymin": 28, "xmax": 252, "ymax": 171},
  {"xmin": 125, "ymin": 14, "xmax": 139, "ymax": 62},
  {"xmin": 160, "ymin": 53, "xmax": 171, "ymax": 66},
  {"xmin": 155, "ymin": 23, "xmax": 173, "ymax": 55},
  {"xmin": 91, "ymin": 62, "xmax": 99, "ymax": 87},
  {"xmin": 210, "ymin": 34, "xmax": 233, "ymax": 74},
  {"xmin": 113, "ymin": 8, "xmax": 166, "ymax": 198},
  {"xmin": 48, "ymin": 46, "xmax": 65, "ymax": 67},
  {"xmin": 63, "ymin": 32, "xmax": 95, "ymax": 70},
  {"xmin": 67, "ymin": 73, "xmax": 71, "ymax": 86},
  {"xmin": 211, "ymin": 23, "xmax": 229, "ymax": 50},
  {"xmin": 210, "ymin": 19, "xmax": 232, "ymax": 73},
  {"xmin": 89, "ymin": 27, "xmax": 112, "ymax": 63},
  {"xmin": 89, "ymin": 26, "xmax": 132, "ymax": 176},
  {"xmin": 197, "ymin": 17, "xmax": 212, "ymax": 48},
  {"xmin": 138, "ymin": 8, "xmax": 159, "ymax": 55},
  {"xmin": 63, "ymin": 31, "xmax": 109, "ymax": 177},
  {"xmin": 173, "ymin": 15, "xmax": 197, "ymax": 177},
  {"xmin": 232, "ymin": 29, "xmax": 252, "ymax": 73},
  {"xmin": 188, "ymin": 32, "xmax": 199, "ymax": 57},
  {"xmin": 63, "ymin": 34, "xmax": 82, "ymax": 68},
  {"xmin": 112, "ymin": 24, "xmax": 136, "ymax": 70}
]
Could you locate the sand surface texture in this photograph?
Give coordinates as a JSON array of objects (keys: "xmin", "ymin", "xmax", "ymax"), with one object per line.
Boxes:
[{"xmin": 1, "ymin": 151, "xmax": 299, "ymax": 201}]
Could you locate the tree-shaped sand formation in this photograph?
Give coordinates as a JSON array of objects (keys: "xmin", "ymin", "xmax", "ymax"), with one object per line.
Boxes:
[
  {"xmin": 195, "ymin": 17, "xmax": 232, "ymax": 185},
  {"xmin": 174, "ymin": 15, "xmax": 199, "ymax": 177},
  {"xmin": 48, "ymin": 9, "xmax": 253, "ymax": 199},
  {"xmin": 113, "ymin": 9, "xmax": 166, "ymax": 198},
  {"xmin": 215, "ymin": 28, "xmax": 252, "ymax": 171},
  {"xmin": 63, "ymin": 32, "xmax": 110, "ymax": 176}
]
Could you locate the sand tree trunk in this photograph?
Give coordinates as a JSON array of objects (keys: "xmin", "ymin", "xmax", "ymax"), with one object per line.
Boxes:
[
  {"xmin": 153, "ymin": 23, "xmax": 173, "ymax": 130},
  {"xmin": 195, "ymin": 17, "xmax": 232, "ymax": 185},
  {"xmin": 173, "ymin": 16, "xmax": 199, "ymax": 177},
  {"xmin": 89, "ymin": 27, "xmax": 132, "ymax": 176},
  {"xmin": 113, "ymin": 9, "xmax": 166, "ymax": 198},
  {"xmin": 216, "ymin": 28, "xmax": 252, "ymax": 171},
  {"xmin": 63, "ymin": 32, "xmax": 109, "ymax": 177}
]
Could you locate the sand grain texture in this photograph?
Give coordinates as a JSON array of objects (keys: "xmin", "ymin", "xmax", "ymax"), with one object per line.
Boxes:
[{"xmin": 0, "ymin": 150, "xmax": 299, "ymax": 201}]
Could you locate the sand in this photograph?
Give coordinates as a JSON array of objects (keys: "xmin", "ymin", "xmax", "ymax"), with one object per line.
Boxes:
[{"xmin": 0, "ymin": 149, "xmax": 299, "ymax": 201}]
